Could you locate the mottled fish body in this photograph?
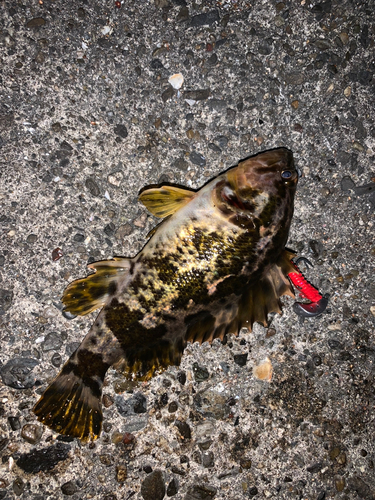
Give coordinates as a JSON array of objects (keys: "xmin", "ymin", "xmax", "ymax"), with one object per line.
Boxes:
[{"xmin": 34, "ymin": 148, "xmax": 298, "ymax": 440}]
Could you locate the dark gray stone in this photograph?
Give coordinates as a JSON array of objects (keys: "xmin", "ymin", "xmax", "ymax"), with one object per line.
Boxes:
[
  {"xmin": 42, "ymin": 332, "xmax": 63, "ymax": 352},
  {"xmin": 308, "ymin": 239, "xmax": 323, "ymax": 258},
  {"xmin": 233, "ymin": 354, "xmax": 248, "ymax": 367},
  {"xmin": 175, "ymin": 420, "xmax": 191, "ymax": 440},
  {"xmin": 116, "ymin": 392, "xmax": 147, "ymax": 416},
  {"xmin": 16, "ymin": 443, "xmax": 71, "ymax": 473},
  {"xmin": 185, "ymin": 484, "xmax": 217, "ymax": 500},
  {"xmin": 214, "ymin": 135, "xmax": 228, "ymax": 149},
  {"xmin": 150, "ymin": 59, "xmax": 164, "ymax": 70},
  {"xmin": 284, "ymin": 72, "xmax": 305, "ymax": 85},
  {"xmin": 167, "ymin": 478, "xmax": 178, "ymax": 496},
  {"xmin": 202, "ymin": 451, "xmax": 214, "ymax": 468},
  {"xmin": 207, "ymin": 99, "xmax": 227, "ymax": 111},
  {"xmin": 114, "ymin": 124, "xmax": 128, "ymax": 138},
  {"xmin": 141, "ymin": 470, "xmax": 165, "ymax": 500},
  {"xmin": 8, "ymin": 416, "xmax": 21, "ymax": 431},
  {"xmin": 61, "ymin": 480, "xmax": 79, "ymax": 496},
  {"xmin": 307, "ymin": 462, "xmax": 323, "ymax": 473},
  {"xmin": 208, "ymin": 143, "xmax": 221, "ymax": 153},
  {"xmin": 354, "ymin": 182, "xmax": 375, "ymax": 196},
  {"xmin": 173, "ymin": 158, "xmax": 189, "ymax": 171},
  {"xmin": 0, "ymin": 289, "xmax": 13, "ymax": 315},
  {"xmin": 340, "ymin": 175, "xmax": 353, "ymax": 192},
  {"xmin": 26, "ymin": 234, "xmax": 37, "ymax": 243},
  {"xmin": 85, "ymin": 178, "xmax": 100, "ymax": 197},
  {"xmin": 183, "ymin": 89, "xmax": 210, "ymax": 101},
  {"xmin": 192, "ymin": 362, "xmax": 209, "ymax": 381},
  {"xmin": 189, "ymin": 10, "xmax": 219, "ymax": 27},
  {"xmin": 26, "ymin": 18, "xmax": 46, "ymax": 28},
  {"xmin": 0, "ymin": 357, "xmax": 39, "ymax": 389},
  {"xmin": 162, "ymin": 87, "xmax": 175, "ymax": 102},
  {"xmin": 189, "ymin": 151, "xmax": 206, "ymax": 166}
]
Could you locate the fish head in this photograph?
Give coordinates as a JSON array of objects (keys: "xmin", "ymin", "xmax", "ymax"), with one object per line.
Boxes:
[{"xmin": 214, "ymin": 148, "xmax": 297, "ymax": 223}]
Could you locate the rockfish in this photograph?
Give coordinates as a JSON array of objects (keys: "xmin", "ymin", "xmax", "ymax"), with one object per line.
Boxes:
[{"xmin": 34, "ymin": 148, "xmax": 298, "ymax": 441}]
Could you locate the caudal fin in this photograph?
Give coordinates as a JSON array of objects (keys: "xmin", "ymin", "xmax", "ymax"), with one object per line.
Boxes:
[{"xmin": 33, "ymin": 353, "xmax": 108, "ymax": 441}]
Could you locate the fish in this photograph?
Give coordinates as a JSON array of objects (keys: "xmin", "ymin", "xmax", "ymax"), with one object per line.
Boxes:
[{"xmin": 33, "ymin": 147, "xmax": 298, "ymax": 441}]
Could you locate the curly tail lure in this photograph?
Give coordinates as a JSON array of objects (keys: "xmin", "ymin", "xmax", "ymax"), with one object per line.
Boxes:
[{"xmin": 288, "ymin": 257, "xmax": 328, "ymax": 318}]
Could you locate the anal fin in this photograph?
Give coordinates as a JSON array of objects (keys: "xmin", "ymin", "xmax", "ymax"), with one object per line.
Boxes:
[
  {"xmin": 114, "ymin": 337, "xmax": 185, "ymax": 382},
  {"xmin": 62, "ymin": 257, "xmax": 130, "ymax": 316}
]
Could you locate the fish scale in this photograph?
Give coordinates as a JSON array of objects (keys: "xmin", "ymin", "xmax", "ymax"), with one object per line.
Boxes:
[{"xmin": 34, "ymin": 148, "xmax": 298, "ymax": 441}]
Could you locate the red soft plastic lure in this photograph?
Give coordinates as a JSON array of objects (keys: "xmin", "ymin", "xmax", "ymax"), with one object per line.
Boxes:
[{"xmin": 288, "ymin": 260, "xmax": 328, "ymax": 318}]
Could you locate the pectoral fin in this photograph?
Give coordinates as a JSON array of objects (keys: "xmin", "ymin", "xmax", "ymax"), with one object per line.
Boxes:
[
  {"xmin": 239, "ymin": 250, "xmax": 295, "ymax": 328},
  {"xmin": 62, "ymin": 258, "xmax": 131, "ymax": 316},
  {"xmin": 185, "ymin": 250, "xmax": 296, "ymax": 345},
  {"xmin": 139, "ymin": 185, "xmax": 195, "ymax": 218}
]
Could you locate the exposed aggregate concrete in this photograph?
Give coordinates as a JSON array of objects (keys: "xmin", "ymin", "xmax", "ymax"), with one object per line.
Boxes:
[{"xmin": 0, "ymin": 0, "xmax": 374, "ymax": 499}]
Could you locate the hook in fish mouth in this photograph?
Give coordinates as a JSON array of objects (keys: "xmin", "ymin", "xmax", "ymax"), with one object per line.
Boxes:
[{"xmin": 288, "ymin": 258, "xmax": 329, "ymax": 318}]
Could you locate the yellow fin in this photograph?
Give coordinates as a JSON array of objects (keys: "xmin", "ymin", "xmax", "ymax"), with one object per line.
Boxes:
[
  {"xmin": 138, "ymin": 185, "xmax": 195, "ymax": 218},
  {"xmin": 33, "ymin": 356, "xmax": 106, "ymax": 442},
  {"xmin": 62, "ymin": 258, "xmax": 130, "ymax": 316}
]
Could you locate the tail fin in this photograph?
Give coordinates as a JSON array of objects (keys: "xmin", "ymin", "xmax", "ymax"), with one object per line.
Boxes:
[{"xmin": 33, "ymin": 351, "xmax": 109, "ymax": 441}]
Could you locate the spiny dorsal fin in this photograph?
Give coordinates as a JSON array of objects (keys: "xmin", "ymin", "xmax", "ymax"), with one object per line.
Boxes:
[
  {"xmin": 138, "ymin": 185, "xmax": 195, "ymax": 218},
  {"xmin": 62, "ymin": 257, "xmax": 130, "ymax": 316}
]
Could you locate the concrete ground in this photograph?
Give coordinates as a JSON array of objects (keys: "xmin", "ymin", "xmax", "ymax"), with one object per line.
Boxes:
[{"xmin": 0, "ymin": 0, "xmax": 374, "ymax": 499}]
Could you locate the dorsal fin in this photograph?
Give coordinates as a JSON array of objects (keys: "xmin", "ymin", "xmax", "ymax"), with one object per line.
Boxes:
[
  {"xmin": 138, "ymin": 185, "xmax": 195, "ymax": 218},
  {"xmin": 62, "ymin": 258, "xmax": 130, "ymax": 316}
]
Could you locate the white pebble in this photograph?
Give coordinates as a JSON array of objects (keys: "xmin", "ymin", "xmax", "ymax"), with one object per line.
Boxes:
[
  {"xmin": 101, "ymin": 26, "xmax": 112, "ymax": 36},
  {"xmin": 215, "ymin": 383, "xmax": 225, "ymax": 393},
  {"xmin": 185, "ymin": 99, "xmax": 196, "ymax": 106},
  {"xmin": 168, "ymin": 73, "xmax": 184, "ymax": 89}
]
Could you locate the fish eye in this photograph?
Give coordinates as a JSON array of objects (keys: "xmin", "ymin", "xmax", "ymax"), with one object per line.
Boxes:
[{"xmin": 281, "ymin": 170, "xmax": 293, "ymax": 179}]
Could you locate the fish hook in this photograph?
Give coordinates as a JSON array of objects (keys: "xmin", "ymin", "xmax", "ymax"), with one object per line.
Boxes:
[{"xmin": 288, "ymin": 258, "xmax": 329, "ymax": 318}]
